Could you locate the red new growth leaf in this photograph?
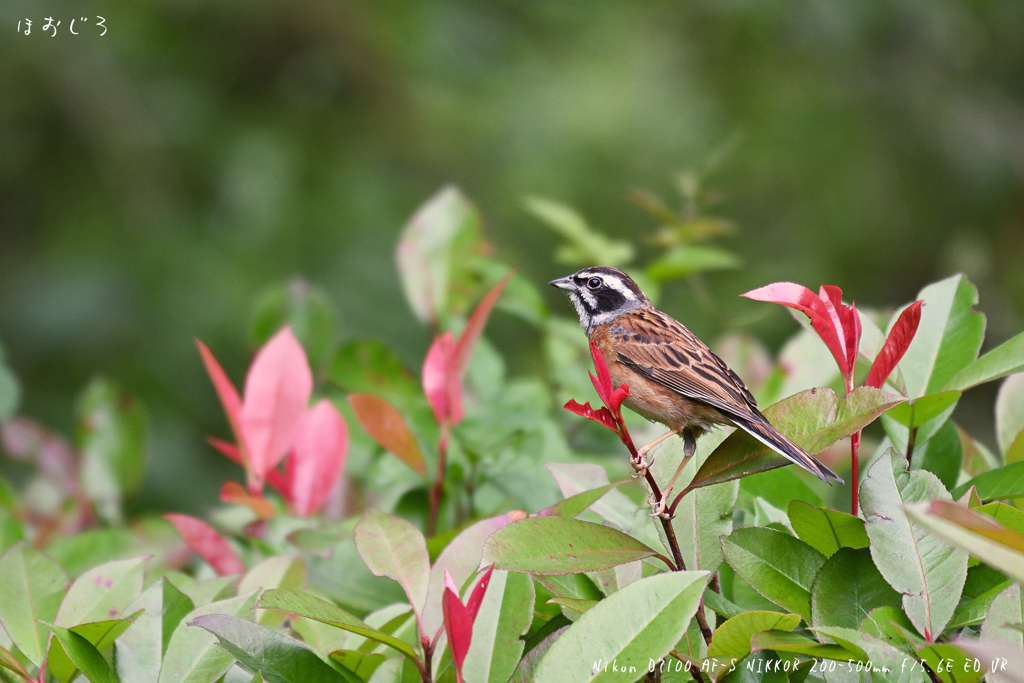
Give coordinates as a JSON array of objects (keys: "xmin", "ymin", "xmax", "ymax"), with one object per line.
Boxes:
[
  {"xmin": 465, "ymin": 564, "xmax": 495, "ymax": 622},
  {"xmin": 423, "ymin": 332, "xmax": 464, "ymax": 427},
  {"xmin": 743, "ymin": 282, "xmax": 852, "ymax": 379},
  {"xmin": 348, "ymin": 393, "xmax": 427, "ymax": 475},
  {"xmin": 563, "ymin": 399, "xmax": 617, "ymax": 432},
  {"xmin": 164, "ymin": 513, "xmax": 245, "ymax": 576},
  {"xmin": 219, "ymin": 481, "xmax": 276, "ymax": 520},
  {"xmin": 197, "ymin": 340, "xmax": 248, "ymax": 469},
  {"xmin": 866, "ymin": 300, "xmax": 923, "ymax": 390},
  {"xmin": 284, "ymin": 399, "xmax": 348, "ymax": 517},
  {"xmin": 454, "ymin": 270, "xmax": 514, "ymax": 379},
  {"xmin": 443, "ymin": 567, "xmax": 491, "ymax": 683},
  {"xmin": 241, "ymin": 327, "xmax": 314, "ymax": 490},
  {"xmin": 208, "ymin": 437, "xmax": 242, "ymax": 464}
]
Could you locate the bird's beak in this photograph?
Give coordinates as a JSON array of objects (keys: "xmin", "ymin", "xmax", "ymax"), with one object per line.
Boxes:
[{"xmin": 549, "ymin": 276, "xmax": 576, "ymax": 292}]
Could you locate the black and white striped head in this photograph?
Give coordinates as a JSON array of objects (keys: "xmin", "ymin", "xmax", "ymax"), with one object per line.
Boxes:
[{"xmin": 549, "ymin": 267, "xmax": 650, "ymax": 333}]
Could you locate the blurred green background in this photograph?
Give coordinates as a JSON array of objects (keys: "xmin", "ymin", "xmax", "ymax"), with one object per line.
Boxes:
[{"xmin": 1, "ymin": 0, "xmax": 1022, "ymax": 513}]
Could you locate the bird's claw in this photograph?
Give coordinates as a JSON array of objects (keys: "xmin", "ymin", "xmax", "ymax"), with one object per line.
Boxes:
[
  {"xmin": 630, "ymin": 452, "xmax": 654, "ymax": 479},
  {"xmin": 647, "ymin": 493, "xmax": 671, "ymax": 519}
]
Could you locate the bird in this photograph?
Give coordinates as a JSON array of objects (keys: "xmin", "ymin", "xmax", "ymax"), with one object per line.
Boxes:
[{"xmin": 550, "ymin": 266, "xmax": 843, "ymax": 517}]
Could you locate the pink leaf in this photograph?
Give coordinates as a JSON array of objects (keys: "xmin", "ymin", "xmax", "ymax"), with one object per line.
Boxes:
[
  {"xmin": 465, "ymin": 564, "xmax": 494, "ymax": 623},
  {"xmin": 219, "ymin": 481, "xmax": 276, "ymax": 520},
  {"xmin": 197, "ymin": 340, "xmax": 249, "ymax": 469},
  {"xmin": 164, "ymin": 513, "xmax": 245, "ymax": 576},
  {"xmin": 285, "ymin": 399, "xmax": 348, "ymax": 517},
  {"xmin": 588, "ymin": 342, "xmax": 614, "ymax": 405},
  {"xmin": 348, "ymin": 394, "xmax": 427, "ymax": 475},
  {"xmin": 453, "ymin": 270, "xmax": 514, "ymax": 379},
  {"xmin": 240, "ymin": 327, "xmax": 313, "ymax": 488},
  {"xmin": 743, "ymin": 282, "xmax": 850, "ymax": 378},
  {"xmin": 866, "ymin": 300, "xmax": 924, "ymax": 390},
  {"xmin": 423, "ymin": 332, "xmax": 464, "ymax": 426},
  {"xmin": 442, "ymin": 569, "xmax": 473, "ymax": 683},
  {"xmin": 264, "ymin": 467, "xmax": 290, "ymax": 498},
  {"xmin": 563, "ymin": 399, "xmax": 617, "ymax": 432}
]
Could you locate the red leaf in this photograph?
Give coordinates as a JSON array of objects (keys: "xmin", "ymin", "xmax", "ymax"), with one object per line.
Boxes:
[
  {"xmin": 240, "ymin": 327, "xmax": 313, "ymax": 488},
  {"xmin": 465, "ymin": 564, "xmax": 494, "ymax": 623},
  {"xmin": 219, "ymin": 481, "xmax": 276, "ymax": 520},
  {"xmin": 197, "ymin": 340, "xmax": 249, "ymax": 469},
  {"xmin": 866, "ymin": 300, "xmax": 923, "ymax": 390},
  {"xmin": 608, "ymin": 385, "xmax": 631, "ymax": 415},
  {"xmin": 208, "ymin": 437, "xmax": 242, "ymax": 464},
  {"xmin": 453, "ymin": 269, "xmax": 514, "ymax": 379},
  {"xmin": 743, "ymin": 282, "xmax": 850, "ymax": 378},
  {"xmin": 423, "ymin": 332, "xmax": 464, "ymax": 426},
  {"xmin": 264, "ymin": 467, "xmax": 289, "ymax": 498},
  {"xmin": 348, "ymin": 394, "xmax": 427, "ymax": 475},
  {"xmin": 285, "ymin": 400, "xmax": 348, "ymax": 517},
  {"xmin": 164, "ymin": 513, "xmax": 245, "ymax": 576},
  {"xmin": 588, "ymin": 342, "xmax": 614, "ymax": 405},
  {"xmin": 563, "ymin": 399, "xmax": 617, "ymax": 432},
  {"xmin": 442, "ymin": 569, "xmax": 473, "ymax": 683}
]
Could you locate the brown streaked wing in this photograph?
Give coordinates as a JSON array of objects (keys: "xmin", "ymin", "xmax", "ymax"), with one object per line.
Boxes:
[{"xmin": 609, "ymin": 308, "xmax": 760, "ymax": 422}]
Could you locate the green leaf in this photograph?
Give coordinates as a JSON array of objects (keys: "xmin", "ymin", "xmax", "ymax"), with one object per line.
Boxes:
[
  {"xmin": 545, "ymin": 597, "xmax": 597, "ymax": 615},
  {"xmin": 810, "ymin": 626, "xmax": 916, "ymax": 673},
  {"xmin": 249, "ymin": 279, "xmax": 336, "ymax": 372},
  {"xmin": 912, "ymin": 419, "xmax": 965, "ymax": 491},
  {"xmin": 396, "ymin": 186, "xmax": 483, "ymax": 325},
  {"xmin": 327, "ymin": 341, "xmax": 420, "ymax": 409},
  {"xmin": 0, "ymin": 645, "xmax": 31, "ymax": 681},
  {"xmin": 327, "ymin": 650, "xmax": 386, "ymax": 680},
  {"xmin": 810, "ymin": 548, "xmax": 901, "ymax": 632},
  {"xmin": 189, "ymin": 614, "xmax": 350, "ymax": 683},
  {"xmin": 905, "ymin": 501, "xmax": 1024, "ymax": 587},
  {"xmin": 952, "ymin": 461, "xmax": 1024, "ymax": 501},
  {"xmin": 918, "ymin": 644, "xmax": 985, "ymax": 683},
  {"xmin": 353, "ymin": 509, "xmax": 430, "ymax": 620},
  {"xmin": 702, "ymin": 589, "xmax": 744, "ymax": 620},
  {"xmin": 721, "ymin": 527, "xmax": 826, "ymax": 622},
  {"xmin": 645, "ymin": 244, "xmax": 739, "ymax": 282},
  {"xmin": 741, "ymin": 467, "xmax": 823, "ymax": 511},
  {"xmin": 537, "ymin": 482, "xmax": 624, "ymax": 519},
  {"xmin": 706, "ymin": 611, "xmax": 800, "ymax": 666},
  {"xmin": 532, "ymin": 570, "xmax": 708, "ymax": 683},
  {"xmin": 688, "ymin": 387, "xmax": 902, "ymax": 491},
  {"xmin": 749, "ymin": 630, "xmax": 853, "ymax": 661},
  {"xmin": 75, "ymin": 378, "xmax": 146, "ymax": 523},
  {"xmin": 41, "ymin": 623, "xmax": 116, "ymax": 683},
  {"xmin": 239, "ymin": 555, "xmax": 307, "ymax": 627},
  {"xmin": 943, "ymin": 331, "xmax": 1024, "ymax": 391},
  {"xmin": 179, "ymin": 575, "xmax": 237, "ymax": 607},
  {"xmin": 256, "ymin": 589, "xmax": 419, "ymax": 661},
  {"xmin": 45, "ymin": 528, "xmax": 137, "ymax": 578},
  {"xmin": 157, "ymin": 590, "xmax": 259, "ymax": 683},
  {"xmin": 522, "ymin": 196, "xmax": 634, "ymax": 268},
  {"xmin": 480, "ymin": 517, "xmax": 658, "ymax": 575},
  {"xmin": 48, "ymin": 613, "xmax": 138, "ymax": 683},
  {"xmin": 788, "ymin": 501, "xmax": 869, "ymax": 558},
  {"xmin": 898, "ymin": 275, "xmax": 986, "ymax": 398},
  {"xmin": 981, "ymin": 583, "xmax": 1024, "ymax": 650},
  {"xmin": 115, "ymin": 577, "xmax": 195, "ymax": 683},
  {"xmin": 996, "ymin": 373, "xmax": 1024, "ymax": 456},
  {"xmin": 860, "ymin": 451, "xmax": 967, "ymax": 641},
  {"xmin": 885, "ymin": 391, "xmax": 962, "ymax": 428},
  {"xmin": 55, "ymin": 555, "xmax": 146, "ymax": 627},
  {"xmin": 462, "ymin": 571, "xmax": 534, "ymax": 683},
  {"xmin": 306, "ymin": 539, "xmax": 407, "ymax": 615},
  {"xmin": 859, "ymin": 605, "xmax": 918, "ymax": 651},
  {"xmin": 947, "ymin": 566, "xmax": 1011, "ymax": 630},
  {"xmin": 0, "ymin": 542, "xmax": 68, "ymax": 667}
]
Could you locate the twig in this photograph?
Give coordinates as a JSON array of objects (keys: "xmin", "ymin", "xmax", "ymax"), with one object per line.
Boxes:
[
  {"xmin": 670, "ymin": 650, "xmax": 706, "ymax": 683},
  {"xmin": 906, "ymin": 425, "xmax": 918, "ymax": 465},
  {"xmin": 851, "ymin": 430, "xmax": 860, "ymax": 514},
  {"xmin": 653, "ymin": 553, "xmax": 678, "ymax": 572},
  {"xmin": 921, "ymin": 660, "xmax": 942, "ymax": 683}
]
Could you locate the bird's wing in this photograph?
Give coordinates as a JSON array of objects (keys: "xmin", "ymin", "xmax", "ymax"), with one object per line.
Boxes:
[
  {"xmin": 609, "ymin": 308, "xmax": 760, "ymax": 422},
  {"xmin": 610, "ymin": 307, "xmax": 843, "ymax": 485}
]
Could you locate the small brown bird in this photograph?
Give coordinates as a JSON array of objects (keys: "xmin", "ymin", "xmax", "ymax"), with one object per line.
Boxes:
[{"xmin": 551, "ymin": 267, "xmax": 842, "ymax": 516}]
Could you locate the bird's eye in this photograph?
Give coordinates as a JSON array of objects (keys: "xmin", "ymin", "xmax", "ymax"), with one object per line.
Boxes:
[{"xmin": 587, "ymin": 277, "xmax": 602, "ymax": 289}]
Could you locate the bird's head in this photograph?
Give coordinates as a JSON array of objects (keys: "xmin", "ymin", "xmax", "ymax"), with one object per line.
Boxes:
[{"xmin": 549, "ymin": 267, "xmax": 650, "ymax": 333}]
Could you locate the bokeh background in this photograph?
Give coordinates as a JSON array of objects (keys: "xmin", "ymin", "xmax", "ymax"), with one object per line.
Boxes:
[{"xmin": 2, "ymin": 0, "xmax": 1022, "ymax": 512}]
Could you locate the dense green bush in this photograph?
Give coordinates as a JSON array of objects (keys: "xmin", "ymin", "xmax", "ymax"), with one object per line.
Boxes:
[{"xmin": 1, "ymin": 187, "xmax": 1023, "ymax": 682}]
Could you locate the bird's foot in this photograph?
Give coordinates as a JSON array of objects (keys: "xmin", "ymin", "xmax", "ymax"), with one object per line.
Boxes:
[
  {"xmin": 631, "ymin": 450, "xmax": 653, "ymax": 479},
  {"xmin": 647, "ymin": 491, "xmax": 671, "ymax": 519}
]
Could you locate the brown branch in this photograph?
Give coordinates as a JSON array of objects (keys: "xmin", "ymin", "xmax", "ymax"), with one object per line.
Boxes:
[{"xmin": 670, "ymin": 650, "xmax": 706, "ymax": 683}]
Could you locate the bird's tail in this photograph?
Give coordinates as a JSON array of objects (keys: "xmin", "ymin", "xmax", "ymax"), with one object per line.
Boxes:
[{"xmin": 734, "ymin": 415, "xmax": 844, "ymax": 485}]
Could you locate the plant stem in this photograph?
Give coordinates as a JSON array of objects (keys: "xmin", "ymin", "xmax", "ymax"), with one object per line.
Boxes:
[
  {"xmin": 671, "ymin": 650, "xmax": 706, "ymax": 683},
  {"xmin": 906, "ymin": 425, "xmax": 918, "ymax": 464},
  {"xmin": 850, "ymin": 430, "xmax": 860, "ymax": 514},
  {"xmin": 428, "ymin": 423, "xmax": 450, "ymax": 537}
]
